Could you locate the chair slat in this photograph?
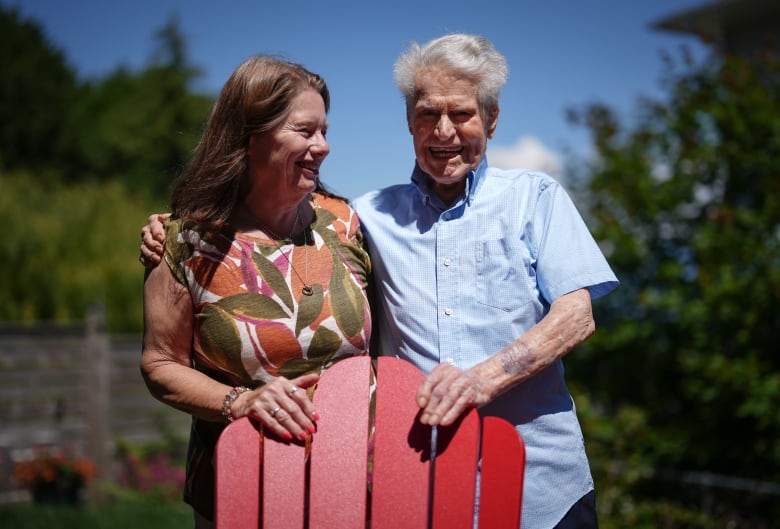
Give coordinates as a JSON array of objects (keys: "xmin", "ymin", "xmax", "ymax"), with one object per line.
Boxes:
[
  {"xmin": 262, "ymin": 437, "xmax": 306, "ymax": 529},
  {"xmin": 215, "ymin": 417, "xmax": 262, "ymax": 529},
  {"xmin": 370, "ymin": 356, "xmax": 430, "ymax": 529},
  {"xmin": 431, "ymin": 410, "xmax": 481, "ymax": 529},
  {"xmin": 308, "ymin": 356, "xmax": 372, "ymax": 529},
  {"xmin": 478, "ymin": 416, "xmax": 525, "ymax": 529}
]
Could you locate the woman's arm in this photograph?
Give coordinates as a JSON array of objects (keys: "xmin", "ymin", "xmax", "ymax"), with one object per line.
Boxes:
[
  {"xmin": 140, "ymin": 258, "xmax": 228, "ymax": 421},
  {"xmin": 140, "ymin": 256, "xmax": 321, "ymax": 440}
]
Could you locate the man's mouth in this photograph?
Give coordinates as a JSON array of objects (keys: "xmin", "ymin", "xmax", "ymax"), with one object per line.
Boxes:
[{"xmin": 429, "ymin": 147, "xmax": 462, "ymax": 159}]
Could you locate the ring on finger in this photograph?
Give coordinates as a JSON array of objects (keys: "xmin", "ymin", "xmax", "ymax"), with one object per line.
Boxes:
[
  {"xmin": 270, "ymin": 406, "xmax": 281, "ymax": 418},
  {"xmin": 289, "ymin": 385, "xmax": 299, "ymax": 395}
]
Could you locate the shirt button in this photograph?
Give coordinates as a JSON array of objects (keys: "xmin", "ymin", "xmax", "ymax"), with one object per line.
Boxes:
[
  {"xmin": 443, "ymin": 258, "xmax": 452, "ymax": 267},
  {"xmin": 444, "ymin": 308, "xmax": 453, "ymax": 316},
  {"xmin": 446, "ymin": 358, "xmax": 456, "ymax": 366},
  {"xmin": 444, "ymin": 212, "xmax": 451, "ymax": 219}
]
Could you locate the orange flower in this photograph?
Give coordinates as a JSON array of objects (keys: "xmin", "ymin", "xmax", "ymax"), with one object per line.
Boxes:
[{"xmin": 13, "ymin": 448, "xmax": 96, "ymax": 489}]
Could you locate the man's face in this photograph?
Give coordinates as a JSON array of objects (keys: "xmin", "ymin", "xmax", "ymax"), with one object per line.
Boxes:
[{"xmin": 408, "ymin": 67, "xmax": 498, "ymax": 200}]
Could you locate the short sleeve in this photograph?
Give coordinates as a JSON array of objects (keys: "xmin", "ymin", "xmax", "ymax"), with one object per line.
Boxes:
[{"xmin": 534, "ymin": 182, "xmax": 619, "ymax": 302}]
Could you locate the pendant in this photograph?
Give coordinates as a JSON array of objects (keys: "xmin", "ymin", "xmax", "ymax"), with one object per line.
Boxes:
[{"xmin": 302, "ymin": 285, "xmax": 314, "ymax": 296}]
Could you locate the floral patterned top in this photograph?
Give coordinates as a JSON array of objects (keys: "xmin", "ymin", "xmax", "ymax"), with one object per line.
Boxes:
[{"xmin": 162, "ymin": 192, "xmax": 372, "ymax": 519}]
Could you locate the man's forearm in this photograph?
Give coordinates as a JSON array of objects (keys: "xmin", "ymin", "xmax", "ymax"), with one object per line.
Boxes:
[{"xmin": 474, "ymin": 288, "xmax": 595, "ymax": 400}]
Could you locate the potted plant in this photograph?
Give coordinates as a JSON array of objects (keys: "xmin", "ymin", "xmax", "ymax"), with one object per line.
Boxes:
[{"xmin": 13, "ymin": 447, "xmax": 96, "ymax": 507}]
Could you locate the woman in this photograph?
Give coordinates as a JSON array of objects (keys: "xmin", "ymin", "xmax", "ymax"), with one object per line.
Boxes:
[{"xmin": 141, "ymin": 55, "xmax": 372, "ymax": 528}]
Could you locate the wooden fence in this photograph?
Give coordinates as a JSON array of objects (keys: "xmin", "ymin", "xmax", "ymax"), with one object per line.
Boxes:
[{"xmin": 0, "ymin": 306, "xmax": 190, "ymax": 504}]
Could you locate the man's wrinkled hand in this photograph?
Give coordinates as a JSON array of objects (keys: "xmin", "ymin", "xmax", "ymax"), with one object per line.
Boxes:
[
  {"xmin": 139, "ymin": 213, "xmax": 170, "ymax": 267},
  {"xmin": 416, "ymin": 363, "xmax": 490, "ymax": 426}
]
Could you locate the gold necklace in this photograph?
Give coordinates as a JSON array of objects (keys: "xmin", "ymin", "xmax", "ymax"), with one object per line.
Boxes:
[{"xmin": 255, "ymin": 206, "xmax": 315, "ymax": 297}]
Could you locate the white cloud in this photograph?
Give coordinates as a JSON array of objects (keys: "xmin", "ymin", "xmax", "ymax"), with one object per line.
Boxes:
[{"xmin": 487, "ymin": 136, "xmax": 563, "ymax": 178}]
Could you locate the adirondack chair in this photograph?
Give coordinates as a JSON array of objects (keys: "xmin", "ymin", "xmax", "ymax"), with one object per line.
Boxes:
[{"xmin": 214, "ymin": 355, "xmax": 525, "ymax": 529}]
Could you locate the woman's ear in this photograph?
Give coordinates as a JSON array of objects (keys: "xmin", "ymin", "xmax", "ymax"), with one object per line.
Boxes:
[{"xmin": 247, "ymin": 134, "xmax": 256, "ymax": 158}]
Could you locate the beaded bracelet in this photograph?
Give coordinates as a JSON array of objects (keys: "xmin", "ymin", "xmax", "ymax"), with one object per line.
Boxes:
[{"xmin": 221, "ymin": 386, "xmax": 250, "ymax": 422}]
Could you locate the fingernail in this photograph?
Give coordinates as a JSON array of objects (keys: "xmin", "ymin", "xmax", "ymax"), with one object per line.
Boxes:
[
  {"xmin": 281, "ymin": 431, "xmax": 293, "ymax": 440},
  {"xmin": 312, "ymin": 411, "xmax": 320, "ymax": 421},
  {"xmin": 298, "ymin": 431, "xmax": 309, "ymax": 441},
  {"xmin": 307, "ymin": 425, "xmax": 316, "ymax": 434}
]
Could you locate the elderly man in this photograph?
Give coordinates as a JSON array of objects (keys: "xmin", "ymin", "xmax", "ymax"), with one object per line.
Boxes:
[{"xmin": 352, "ymin": 34, "xmax": 617, "ymax": 529}]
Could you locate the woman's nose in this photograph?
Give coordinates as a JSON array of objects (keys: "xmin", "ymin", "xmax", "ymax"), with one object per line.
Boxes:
[{"xmin": 311, "ymin": 132, "xmax": 330, "ymax": 155}]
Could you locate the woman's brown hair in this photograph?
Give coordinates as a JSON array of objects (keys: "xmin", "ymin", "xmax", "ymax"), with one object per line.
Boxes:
[{"xmin": 170, "ymin": 55, "xmax": 330, "ymax": 230}]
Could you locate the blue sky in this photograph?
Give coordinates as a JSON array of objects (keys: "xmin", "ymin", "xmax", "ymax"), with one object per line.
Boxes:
[{"xmin": 5, "ymin": 0, "xmax": 712, "ymax": 199}]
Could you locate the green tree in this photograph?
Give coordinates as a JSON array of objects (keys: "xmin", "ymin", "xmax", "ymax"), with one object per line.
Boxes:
[
  {"xmin": 61, "ymin": 16, "xmax": 212, "ymax": 196},
  {"xmin": 567, "ymin": 46, "xmax": 780, "ymax": 527},
  {"xmin": 0, "ymin": 7, "xmax": 212, "ymax": 195},
  {"xmin": 0, "ymin": 169, "xmax": 163, "ymax": 331},
  {"xmin": 0, "ymin": 12, "xmax": 208, "ymax": 331},
  {"xmin": 0, "ymin": 6, "xmax": 77, "ymax": 171}
]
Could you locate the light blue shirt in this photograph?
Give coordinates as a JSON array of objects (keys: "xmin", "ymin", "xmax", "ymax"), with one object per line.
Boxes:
[{"xmin": 353, "ymin": 157, "xmax": 619, "ymax": 529}]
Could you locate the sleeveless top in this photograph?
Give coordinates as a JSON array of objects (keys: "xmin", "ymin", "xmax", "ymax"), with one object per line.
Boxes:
[{"xmin": 163, "ymin": 192, "xmax": 372, "ymax": 519}]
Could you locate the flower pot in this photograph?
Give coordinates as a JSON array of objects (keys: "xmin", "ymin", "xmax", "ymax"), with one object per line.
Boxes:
[{"xmin": 32, "ymin": 480, "xmax": 85, "ymax": 508}]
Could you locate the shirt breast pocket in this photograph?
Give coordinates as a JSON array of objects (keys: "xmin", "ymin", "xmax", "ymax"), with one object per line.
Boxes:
[{"xmin": 475, "ymin": 238, "xmax": 534, "ymax": 312}]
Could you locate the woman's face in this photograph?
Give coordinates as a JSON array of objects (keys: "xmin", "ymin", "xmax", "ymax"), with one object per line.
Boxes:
[
  {"xmin": 408, "ymin": 67, "xmax": 498, "ymax": 201},
  {"xmin": 246, "ymin": 88, "xmax": 330, "ymax": 203}
]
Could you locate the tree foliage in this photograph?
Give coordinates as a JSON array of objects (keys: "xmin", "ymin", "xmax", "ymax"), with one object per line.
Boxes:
[
  {"xmin": 0, "ymin": 7, "xmax": 212, "ymax": 195},
  {"xmin": 59, "ymin": 16, "xmax": 211, "ymax": 195},
  {"xmin": 0, "ymin": 170, "xmax": 162, "ymax": 331},
  {"xmin": 567, "ymin": 46, "xmax": 780, "ymax": 527},
  {"xmin": 0, "ymin": 6, "xmax": 208, "ymax": 330},
  {"xmin": 0, "ymin": 7, "xmax": 77, "ymax": 171}
]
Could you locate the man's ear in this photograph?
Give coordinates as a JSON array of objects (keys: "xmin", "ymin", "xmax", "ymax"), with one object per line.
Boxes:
[{"xmin": 487, "ymin": 106, "xmax": 499, "ymax": 139}]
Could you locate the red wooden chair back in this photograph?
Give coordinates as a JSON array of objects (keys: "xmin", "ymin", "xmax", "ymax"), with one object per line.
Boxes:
[{"xmin": 215, "ymin": 356, "xmax": 525, "ymax": 529}]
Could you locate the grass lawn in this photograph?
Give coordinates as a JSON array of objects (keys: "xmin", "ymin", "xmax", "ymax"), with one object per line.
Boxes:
[{"xmin": 0, "ymin": 500, "xmax": 192, "ymax": 529}]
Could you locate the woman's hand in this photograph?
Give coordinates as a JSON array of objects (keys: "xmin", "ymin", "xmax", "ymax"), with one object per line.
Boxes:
[
  {"xmin": 233, "ymin": 373, "xmax": 321, "ymax": 441},
  {"xmin": 139, "ymin": 213, "xmax": 170, "ymax": 267}
]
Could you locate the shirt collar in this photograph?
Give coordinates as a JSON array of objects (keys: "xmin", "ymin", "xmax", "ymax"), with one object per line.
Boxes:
[{"xmin": 410, "ymin": 156, "xmax": 489, "ymax": 208}]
